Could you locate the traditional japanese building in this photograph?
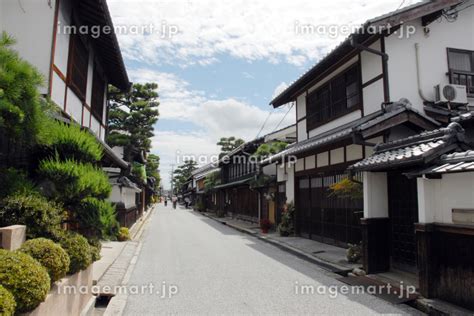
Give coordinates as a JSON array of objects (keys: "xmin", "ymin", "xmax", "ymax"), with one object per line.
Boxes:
[{"xmin": 268, "ymin": 0, "xmax": 474, "ymax": 246}]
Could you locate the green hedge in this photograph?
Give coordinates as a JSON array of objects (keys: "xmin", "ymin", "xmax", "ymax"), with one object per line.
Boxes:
[
  {"xmin": 0, "ymin": 168, "xmax": 36, "ymax": 199},
  {"xmin": 38, "ymin": 120, "xmax": 103, "ymax": 163},
  {"xmin": 0, "ymin": 249, "xmax": 50, "ymax": 313},
  {"xmin": 56, "ymin": 232, "xmax": 92, "ymax": 274},
  {"xmin": 0, "ymin": 194, "xmax": 65, "ymax": 239},
  {"xmin": 88, "ymin": 239, "xmax": 102, "ymax": 262},
  {"xmin": 18, "ymin": 238, "xmax": 70, "ymax": 283},
  {"xmin": 0, "ymin": 284, "xmax": 16, "ymax": 316},
  {"xmin": 38, "ymin": 158, "xmax": 111, "ymax": 201},
  {"xmin": 77, "ymin": 198, "xmax": 119, "ymax": 240}
]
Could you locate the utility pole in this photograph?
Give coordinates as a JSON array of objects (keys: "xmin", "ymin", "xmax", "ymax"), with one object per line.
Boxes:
[{"xmin": 170, "ymin": 164, "xmax": 174, "ymax": 195}]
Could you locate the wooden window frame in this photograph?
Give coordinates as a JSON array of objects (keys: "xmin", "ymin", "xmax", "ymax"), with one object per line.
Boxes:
[
  {"xmin": 91, "ymin": 67, "xmax": 106, "ymax": 122},
  {"xmin": 305, "ymin": 64, "xmax": 362, "ymax": 131},
  {"xmin": 67, "ymin": 33, "xmax": 89, "ymax": 101},
  {"xmin": 447, "ymin": 48, "xmax": 474, "ymax": 97}
]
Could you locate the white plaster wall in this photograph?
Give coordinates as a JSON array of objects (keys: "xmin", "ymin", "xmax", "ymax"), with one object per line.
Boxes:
[
  {"xmin": 360, "ymin": 39, "xmax": 383, "ymax": 83},
  {"xmin": 362, "ymin": 79, "xmax": 385, "ymax": 115},
  {"xmin": 112, "ymin": 146, "xmax": 124, "ymax": 159},
  {"xmin": 66, "ymin": 88, "xmax": 83, "ymax": 124},
  {"xmin": 277, "ymin": 164, "xmax": 287, "ymax": 182},
  {"xmin": 385, "ymin": 6, "xmax": 474, "ymax": 110},
  {"xmin": 417, "ymin": 173, "xmax": 474, "ymax": 224},
  {"xmin": 308, "ymin": 110, "xmax": 362, "ymax": 138},
  {"xmin": 330, "ymin": 148, "xmax": 344, "ymax": 165},
  {"xmin": 305, "ymin": 155, "xmax": 315, "ymax": 170},
  {"xmin": 83, "ymin": 107, "xmax": 91, "ymax": 128},
  {"xmin": 110, "ymin": 186, "xmax": 121, "ymax": 204},
  {"xmin": 86, "ymin": 52, "xmax": 94, "ymax": 106},
  {"xmin": 51, "ymin": 72, "xmax": 66, "ymax": 109},
  {"xmin": 109, "ymin": 186, "xmax": 138, "ymax": 209},
  {"xmin": 317, "ymin": 151, "xmax": 329, "ymax": 167},
  {"xmin": 262, "ymin": 164, "xmax": 276, "ymax": 176},
  {"xmin": 90, "ymin": 116, "xmax": 100, "ymax": 136},
  {"xmin": 295, "ymin": 158, "xmax": 304, "ymax": 172},
  {"xmin": 297, "ymin": 119, "xmax": 307, "ymax": 141},
  {"xmin": 1, "ymin": 0, "xmax": 56, "ymax": 94},
  {"xmin": 122, "ymin": 188, "xmax": 137, "ymax": 209},
  {"xmin": 346, "ymin": 144, "xmax": 363, "ymax": 161},
  {"xmin": 286, "ymin": 164, "xmax": 295, "ymax": 203},
  {"xmin": 0, "ymin": 1, "xmax": 3, "ymax": 31},
  {"xmin": 296, "ymin": 93, "xmax": 306, "ymax": 120},
  {"xmin": 363, "ymin": 172, "xmax": 388, "ymax": 218}
]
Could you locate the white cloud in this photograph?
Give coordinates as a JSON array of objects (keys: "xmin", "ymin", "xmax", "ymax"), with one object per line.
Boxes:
[
  {"xmin": 272, "ymin": 82, "xmax": 289, "ymax": 100},
  {"xmin": 151, "ymin": 130, "xmax": 219, "ymax": 189},
  {"xmin": 108, "ymin": 0, "xmax": 421, "ymax": 67},
  {"xmin": 130, "ymin": 69, "xmax": 295, "ymax": 188}
]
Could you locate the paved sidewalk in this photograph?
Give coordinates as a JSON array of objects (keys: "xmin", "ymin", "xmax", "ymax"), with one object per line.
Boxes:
[
  {"xmin": 201, "ymin": 212, "xmax": 360, "ymax": 273},
  {"xmin": 93, "ymin": 241, "xmax": 127, "ymax": 284}
]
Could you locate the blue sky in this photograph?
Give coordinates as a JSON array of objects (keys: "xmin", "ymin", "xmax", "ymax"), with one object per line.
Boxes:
[{"xmin": 108, "ymin": 0, "xmax": 420, "ymax": 188}]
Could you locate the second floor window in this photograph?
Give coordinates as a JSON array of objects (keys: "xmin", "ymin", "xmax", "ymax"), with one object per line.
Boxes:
[
  {"xmin": 306, "ymin": 64, "xmax": 361, "ymax": 131},
  {"xmin": 68, "ymin": 34, "xmax": 89, "ymax": 100},
  {"xmin": 91, "ymin": 68, "xmax": 105, "ymax": 122},
  {"xmin": 448, "ymin": 48, "xmax": 474, "ymax": 96}
]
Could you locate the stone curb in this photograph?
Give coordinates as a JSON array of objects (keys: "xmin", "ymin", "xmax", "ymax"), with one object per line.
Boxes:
[{"xmin": 129, "ymin": 205, "xmax": 156, "ymax": 240}]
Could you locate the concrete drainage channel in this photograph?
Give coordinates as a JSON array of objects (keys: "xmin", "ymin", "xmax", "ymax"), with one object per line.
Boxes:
[{"xmin": 90, "ymin": 294, "xmax": 115, "ymax": 315}]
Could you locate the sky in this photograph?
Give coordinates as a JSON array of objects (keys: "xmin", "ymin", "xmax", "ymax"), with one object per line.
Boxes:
[{"xmin": 107, "ymin": 0, "xmax": 421, "ymax": 189}]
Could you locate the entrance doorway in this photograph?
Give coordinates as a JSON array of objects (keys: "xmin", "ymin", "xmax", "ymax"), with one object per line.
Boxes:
[{"xmin": 387, "ymin": 172, "xmax": 419, "ymax": 273}]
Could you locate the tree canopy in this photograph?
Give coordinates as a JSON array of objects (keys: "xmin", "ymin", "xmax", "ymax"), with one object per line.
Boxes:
[
  {"xmin": 172, "ymin": 160, "xmax": 198, "ymax": 193},
  {"xmin": 217, "ymin": 136, "xmax": 244, "ymax": 159},
  {"xmin": 107, "ymin": 83, "xmax": 159, "ymax": 157}
]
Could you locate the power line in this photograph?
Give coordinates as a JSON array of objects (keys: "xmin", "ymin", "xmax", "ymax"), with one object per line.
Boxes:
[
  {"xmin": 396, "ymin": 0, "xmax": 405, "ymax": 11},
  {"xmin": 255, "ymin": 108, "xmax": 274, "ymax": 139},
  {"xmin": 273, "ymin": 102, "xmax": 294, "ymax": 132}
]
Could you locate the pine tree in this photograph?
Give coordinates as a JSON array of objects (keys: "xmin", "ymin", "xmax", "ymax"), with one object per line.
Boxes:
[{"xmin": 107, "ymin": 83, "xmax": 160, "ymax": 161}]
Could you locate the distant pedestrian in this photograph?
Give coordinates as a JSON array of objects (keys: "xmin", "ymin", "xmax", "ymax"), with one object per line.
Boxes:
[{"xmin": 172, "ymin": 196, "xmax": 177, "ymax": 209}]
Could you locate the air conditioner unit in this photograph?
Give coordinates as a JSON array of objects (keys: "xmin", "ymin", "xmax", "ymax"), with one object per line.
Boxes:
[{"xmin": 434, "ymin": 84, "xmax": 468, "ymax": 105}]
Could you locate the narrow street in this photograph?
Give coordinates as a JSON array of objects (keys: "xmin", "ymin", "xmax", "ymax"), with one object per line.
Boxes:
[{"xmin": 123, "ymin": 204, "xmax": 420, "ymax": 315}]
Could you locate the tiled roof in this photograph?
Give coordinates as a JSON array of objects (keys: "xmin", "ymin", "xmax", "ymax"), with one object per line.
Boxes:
[
  {"xmin": 261, "ymin": 100, "xmax": 439, "ymax": 166},
  {"xmin": 407, "ymin": 150, "xmax": 474, "ymax": 176},
  {"xmin": 349, "ymin": 123, "xmax": 466, "ymax": 171},
  {"xmin": 451, "ymin": 111, "xmax": 474, "ymax": 123}
]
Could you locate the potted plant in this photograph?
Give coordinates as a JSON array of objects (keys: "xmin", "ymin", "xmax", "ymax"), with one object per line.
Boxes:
[{"xmin": 260, "ymin": 218, "xmax": 272, "ymax": 234}]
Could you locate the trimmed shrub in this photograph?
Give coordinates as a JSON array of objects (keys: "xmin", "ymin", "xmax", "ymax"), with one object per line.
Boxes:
[
  {"xmin": 38, "ymin": 120, "xmax": 103, "ymax": 163},
  {"xmin": 0, "ymin": 284, "xmax": 16, "ymax": 316},
  {"xmin": 117, "ymin": 227, "xmax": 130, "ymax": 241},
  {"xmin": 0, "ymin": 249, "xmax": 50, "ymax": 313},
  {"xmin": 77, "ymin": 198, "xmax": 119, "ymax": 240},
  {"xmin": 88, "ymin": 239, "xmax": 102, "ymax": 262},
  {"xmin": 131, "ymin": 162, "xmax": 147, "ymax": 183},
  {"xmin": 0, "ymin": 194, "xmax": 65, "ymax": 239},
  {"xmin": 56, "ymin": 232, "xmax": 92, "ymax": 274},
  {"xmin": 18, "ymin": 238, "xmax": 70, "ymax": 283},
  {"xmin": 38, "ymin": 158, "xmax": 111, "ymax": 201}
]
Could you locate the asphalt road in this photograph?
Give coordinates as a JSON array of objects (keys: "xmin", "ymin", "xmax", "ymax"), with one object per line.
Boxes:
[{"xmin": 124, "ymin": 204, "xmax": 421, "ymax": 315}]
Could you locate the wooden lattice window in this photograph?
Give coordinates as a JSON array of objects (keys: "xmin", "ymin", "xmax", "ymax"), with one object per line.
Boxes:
[
  {"xmin": 91, "ymin": 68, "xmax": 105, "ymax": 121},
  {"xmin": 306, "ymin": 64, "xmax": 361, "ymax": 131},
  {"xmin": 68, "ymin": 34, "xmax": 89, "ymax": 100}
]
